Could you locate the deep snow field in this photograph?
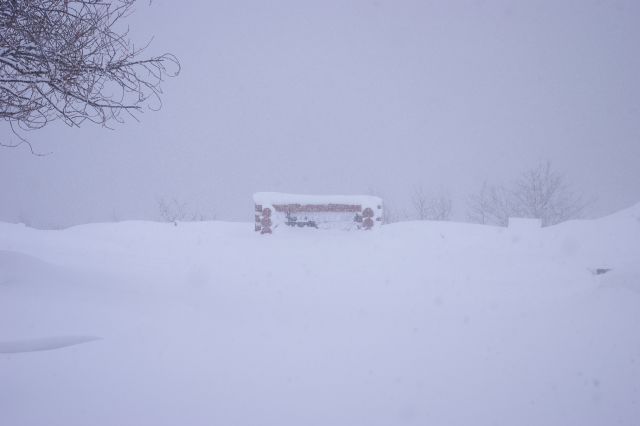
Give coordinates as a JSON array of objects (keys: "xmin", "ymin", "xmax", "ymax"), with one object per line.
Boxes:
[{"xmin": 1, "ymin": 205, "xmax": 640, "ymax": 426}]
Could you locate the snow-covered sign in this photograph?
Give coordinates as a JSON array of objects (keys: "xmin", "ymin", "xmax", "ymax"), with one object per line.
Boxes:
[{"xmin": 253, "ymin": 192, "xmax": 384, "ymax": 234}]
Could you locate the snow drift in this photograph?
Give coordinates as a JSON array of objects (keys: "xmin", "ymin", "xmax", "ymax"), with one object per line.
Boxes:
[{"xmin": 1, "ymin": 204, "xmax": 639, "ymax": 426}]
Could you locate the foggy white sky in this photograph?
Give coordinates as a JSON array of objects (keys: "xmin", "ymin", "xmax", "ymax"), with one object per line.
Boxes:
[{"xmin": 1, "ymin": 0, "xmax": 639, "ymax": 227}]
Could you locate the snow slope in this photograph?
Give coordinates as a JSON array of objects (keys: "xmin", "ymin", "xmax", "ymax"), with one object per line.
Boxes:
[{"xmin": 1, "ymin": 204, "xmax": 639, "ymax": 426}]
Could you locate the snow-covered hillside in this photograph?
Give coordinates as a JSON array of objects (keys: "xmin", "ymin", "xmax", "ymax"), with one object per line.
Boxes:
[{"xmin": 1, "ymin": 205, "xmax": 639, "ymax": 426}]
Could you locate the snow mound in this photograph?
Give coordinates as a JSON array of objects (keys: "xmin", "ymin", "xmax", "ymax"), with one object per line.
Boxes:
[
  {"xmin": 0, "ymin": 207, "xmax": 639, "ymax": 426},
  {"xmin": 0, "ymin": 336, "xmax": 101, "ymax": 354},
  {"xmin": 598, "ymin": 201, "xmax": 640, "ymax": 224},
  {"xmin": 0, "ymin": 250, "xmax": 65, "ymax": 287}
]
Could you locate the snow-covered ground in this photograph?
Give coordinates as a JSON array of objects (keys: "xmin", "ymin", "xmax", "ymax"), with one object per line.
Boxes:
[{"xmin": 1, "ymin": 204, "xmax": 639, "ymax": 426}]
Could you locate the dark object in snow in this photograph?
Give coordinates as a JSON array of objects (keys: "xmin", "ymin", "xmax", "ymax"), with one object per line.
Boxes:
[{"xmin": 594, "ymin": 268, "xmax": 612, "ymax": 275}]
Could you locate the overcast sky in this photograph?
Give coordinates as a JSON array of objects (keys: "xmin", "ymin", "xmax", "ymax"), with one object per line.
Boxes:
[{"xmin": 1, "ymin": 0, "xmax": 639, "ymax": 228}]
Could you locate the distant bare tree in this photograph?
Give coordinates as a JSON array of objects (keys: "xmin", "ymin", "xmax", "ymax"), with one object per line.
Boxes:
[
  {"xmin": 466, "ymin": 181, "xmax": 512, "ymax": 226},
  {"xmin": 157, "ymin": 197, "xmax": 215, "ymax": 225},
  {"xmin": 412, "ymin": 186, "xmax": 429, "ymax": 220},
  {"xmin": 380, "ymin": 201, "xmax": 408, "ymax": 224},
  {"xmin": 157, "ymin": 197, "xmax": 188, "ymax": 225},
  {"xmin": 511, "ymin": 161, "xmax": 585, "ymax": 225},
  {"xmin": 110, "ymin": 208, "xmax": 120, "ymax": 223},
  {"xmin": 1, "ymin": 0, "xmax": 179, "ymax": 152},
  {"xmin": 412, "ymin": 186, "xmax": 452, "ymax": 221},
  {"xmin": 467, "ymin": 161, "xmax": 585, "ymax": 227}
]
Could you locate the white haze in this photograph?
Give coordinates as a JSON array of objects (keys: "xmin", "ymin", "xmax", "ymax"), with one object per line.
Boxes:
[{"xmin": 1, "ymin": 0, "xmax": 639, "ymax": 226}]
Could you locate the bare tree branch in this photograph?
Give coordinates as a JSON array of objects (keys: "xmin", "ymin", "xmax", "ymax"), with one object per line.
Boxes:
[{"xmin": 1, "ymin": 0, "xmax": 180, "ymax": 150}]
